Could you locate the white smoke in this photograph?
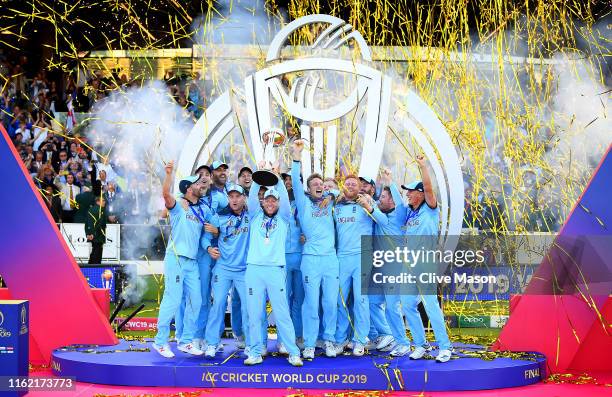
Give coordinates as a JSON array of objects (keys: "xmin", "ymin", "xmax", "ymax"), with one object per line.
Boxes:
[{"xmin": 120, "ymin": 264, "xmax": 148, "ymax": 307}]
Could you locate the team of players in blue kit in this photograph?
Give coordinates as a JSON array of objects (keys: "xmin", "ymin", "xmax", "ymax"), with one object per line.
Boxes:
[{"xmin": 152, "ymin": 139, "xmax": 454, "ymax": 366}]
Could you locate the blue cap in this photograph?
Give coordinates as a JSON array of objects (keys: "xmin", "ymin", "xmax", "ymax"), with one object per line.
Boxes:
[
  {"xmin": 211, "ymin": 160, "xmax": 228, "ymax": 170},
  {"xmin": 401, "ymin": 181, "xmax": 424, "ymax": 192},
  {"xmin": 264, "ymin": 188, "xmax": 280, "ymax": 200},
  {"xmin": 359, "ymin": 176, "xmax": 376, "ymax": 186},
  {"xmin": 179, "ymin": 175, "xmax": 201, "ymax": 194},
  {"xmin": 227, "ymin": 184, "xmax": 245, "ymax": 195}
]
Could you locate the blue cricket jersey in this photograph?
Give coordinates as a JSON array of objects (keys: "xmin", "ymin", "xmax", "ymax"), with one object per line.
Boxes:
[
  {"xmin": 334, "ymin": 198, "xmax": 387, "ymax": 257},
  {"xmin": 246, "ymin": 180, "xmax": 290, "ymax": 267},
  {"xmin": 290, "ymin": 161, "xmax": 336, "ymax": 256},
  {"xmin": 166, "ymin": 198, "xmax": 207, "ymax": 260},
  {"xmin": 211, "ymin": 207, "xmax": 250, "ymax": 271},
  {"xmin": 285, "ymin": 199, "xmax": 303, "ymax": 254},
  {"xmin": 211, "ymin": 184, "xmax": 229, "ymax": 210}
]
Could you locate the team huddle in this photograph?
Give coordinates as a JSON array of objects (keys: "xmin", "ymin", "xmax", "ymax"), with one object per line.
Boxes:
[{"xmin": 152, "ymin": 140, "xmax": 453, "ymax": 367}]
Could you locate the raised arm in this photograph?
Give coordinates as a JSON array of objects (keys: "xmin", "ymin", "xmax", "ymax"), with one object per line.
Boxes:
[
  {"xmin": 417, "ymin": 154, "xmax": 437, "ymax": 208},
  {"xmin": 162, "ymin": 161, "xmax": 176, "ymax": 209},
  {"xmin": 248, "ymin": 181, "xmax": 261, "ymax": 217},
  {"xmin": 276, "ymin": 178, "xmax": 291, "ymax": 221}
]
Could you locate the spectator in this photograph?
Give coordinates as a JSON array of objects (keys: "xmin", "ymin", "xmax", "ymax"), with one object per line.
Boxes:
[
  {"xmin": 42, "ymin": 185, "xmax": 63, "ymax": 223},
  {"xmin": 60, "ymin": 173, "xmax": 81, "ymax": 223},
  {"xmin": 74, "ymin": 180, "xmax": 101, "ymax": 223},
  {"xmin": 103, "ymin": 181, "xmax": 120, "ymax": 223},
  {"xmin": 85, "ymin": 195, "xmax": 108, "ymax": 264}
]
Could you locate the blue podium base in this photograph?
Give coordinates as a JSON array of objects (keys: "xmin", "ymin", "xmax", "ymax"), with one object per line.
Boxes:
[{"xmin": 51, "ymin": 338, "xmax": 545, "ymax": 391}]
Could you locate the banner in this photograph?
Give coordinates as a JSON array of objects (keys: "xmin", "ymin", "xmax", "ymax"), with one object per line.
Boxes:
[
  {"xmin": 60, "ymin": 223, "xmax": 120, "ymax": 262},
  {"xmin": 0, "ymin": 300, "xmax": 29, "ymax": 397}
]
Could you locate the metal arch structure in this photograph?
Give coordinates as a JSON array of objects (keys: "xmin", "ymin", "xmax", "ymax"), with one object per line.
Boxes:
[{"xmin": 175, "ymin": 14, "xmax": 464, "ymax": 247}]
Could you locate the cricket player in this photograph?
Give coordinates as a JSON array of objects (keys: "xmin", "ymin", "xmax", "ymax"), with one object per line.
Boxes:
[
  {"xmin": 334, "ymin": 175, "xmax": 387, "ymax": 356},
  {"xmin": 290, "ymin": 140, "xmax": 339, "ymax": 359},
  {"xmin": 152, "ymin": 161, "xmax": 207, "ymax": 358},
  {"xmin": 243, "ymin": 175, "xmax": 303, "ymax": 367},
  {"xmin": 401, "ymin": 154, "xmax": 453, "ymax": 363},
  {"xmin": 204, "ymin": 184, "xmax": 251, "ymax": 358}
]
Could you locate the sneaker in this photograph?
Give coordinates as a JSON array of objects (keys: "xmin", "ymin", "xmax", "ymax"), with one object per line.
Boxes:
[
  {"xmin": 380, "ymin": 340, "xmax": 397, "ymax": 352},
  {"xmin": 288, "ymin": 355, "xmax": 304, "ymax": 367},
  {"xmin": 409, "ymin": 346, "xmax": 428, "ymax": 360},
  {"xmin": 277, "ymin": 342, "xmax": 288, "ymax": 355},
  {"xmin": 436, "ymin": 349, "xmax": 453, "ymax": 363},
  {"xmin": 235, "ymin": 335, "xmax": 246, "ymax": 349},
  {"xmin": 244, "ymin": 355, "xmax": 263, "ymax": 365},
  {"xmin": 365, "ymin": 338, "xmax": 377, "ymax": 350},
  {"xmin": 191, "ymin": 338, "xmax": 203, "ymax": 350},
  {"xmin": 334, "ymin": 340, "xmax": 349, "ymax": 355},
  {"xmin": 315, "ymin": 339, "xmax": 325, "ymax": 349},
  {"xmin": 152, "ymin": 343, "xmax": 175, "ymax": 358},
  {"xmin": 324, "ymin": 341, "xmax": 337, "ymax": 358},
  {"xmin": 204, "ymin": 344, "xmax": 216, "ymax": 358},
  {"xmin": 353, "ymin": 343, "xmax": 365, "ymax": 356},
  {"xmin": 390, "ymin": 344, "xmax": 411, "ymax": 357},
  {"xmin": 376, "ymin": 335, "xmax": 395, "ymax": 350},
  {"xmin": 302, "ymin": 347, "xmax": 315, "ymax": 359},
  {"xmin": 177, "ymin": 343, "xmax": 204, "ymax": 356}
]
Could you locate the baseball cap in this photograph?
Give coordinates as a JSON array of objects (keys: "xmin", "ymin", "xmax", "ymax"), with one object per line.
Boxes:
[
  {"xmin": 179, "ymin": 175, "xmax": 201, "ymax": 194},
  {"xmin": 401, "ymin": 181, "xmax": 424, "ymax": 192},
  {"xmin": 211, "ymin": 160, "xmax": 229, "ymax": 170},
  {"xmin": 195, "ymin": 164, "xmax": 212, "ymax": 174},
  {"xmin": 238, "ymin": 166, "xmax": 253, "ymax": 177},
  {"xmin": 264, "ymin": 188, "xmax": 280, "ymax": 200},
  {"xmin": 359, "ymin": 176, "xmax": 376, "ymax": 187},
  {"xmin": 227, "ymin": 184, "xmax": 245, "ymax": 195}
]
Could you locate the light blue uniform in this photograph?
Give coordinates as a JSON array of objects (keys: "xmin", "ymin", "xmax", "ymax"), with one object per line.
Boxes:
[
  {"xmin": 210, "ymin": 185, "xmax": 244, "ymax": 339},
  {"xmin": 374, "ymin": 184, "xmax": 412, "ymax": 347},
  {"xmin": 204, "ymin": 207, "xmax": 251, "ymax": 348},
  {"xmin": 291, "ymin": 160, "xmax": 339, "ymax": 348},
  {"xmin": 334, "ymin": 198, "xmax": 387, "ymax": 345},
  {"xmin": 402, "ymin": 199, "xmax": 452, "ymax": 351},
  {"xmin": 154, "ymin": 199, "xmax": 205, "ymax": 346},
  {"xmin": 245, "ymin": 181, "xmax": 300, "ymax": 357},
  {"xmin": 285, "ymin": 197, "xmax": 304, "ymax": 339},
  {"xmin": 175, "ymin": 194, "xmax": 219, "ymax": 343}
]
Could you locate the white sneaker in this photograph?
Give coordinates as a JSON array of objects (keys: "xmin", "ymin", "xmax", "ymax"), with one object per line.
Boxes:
[
  {"xmin": 152, "ymin": 343, "xmax": 175, "ymax": 358},
  {"xmin": 409, "ymin": 346, "xmax": 428, "ymax": 360},
  {"xmin": 191, "ymin": 338, "xmax": 203, "ymax": 350},
  {"xmin": 376, "ymin": 335, "xmax": 395, "ymax": 350},
  {"xmin": 353, "ymin": 343, "xmax": 365, "ymax": 356},
  {"xmin": 288, "ymin": 355, "xmax": 304, "ymax": 367},
  {"xmin": 390, "ymin": 344, "xmax": 411, "ymax": 357},
  {"xmin": 324, "ymin": 341, "xmax": 337, "ymax": 358},
  {"xmin": 380, "ymin": 340, "xmax": 397, "ymax": 352},
  {"xmin": 235, "ymin": 335, "xmax": 246, "ymax": 349},
  {"xmin": 177, "ymin": 343, "xmax": 204, "ymax": 356},
  {"xmin": 436, "ymin": 349, "xmax": 453, "ymax": 363},
  {"xmin": 204, "ymin": 344, "xmax": 216, "ymax": 358},
  {"xmin": 334, "ymin": 340, "xmax": 349, "ymax": 355},
  {"xmin": 244, "ymin": 355, "xmax": 263, "ymax": 365},
  {"xmin": 365, "ymin": 338, "xmax": 377, "ymax": 350},
  {"xmin": 302, "ymin": 347, "xmax": 315, "ymax": 359},
  {"xmin": 277, "ymin": 342, "xmax": 288, "ymax": 355}
]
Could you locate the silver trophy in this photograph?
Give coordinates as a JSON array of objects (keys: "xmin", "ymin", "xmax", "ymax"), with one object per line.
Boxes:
[{"xmin": 252, "ymin": 128, "xmax": 286, "ymax": 186}]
